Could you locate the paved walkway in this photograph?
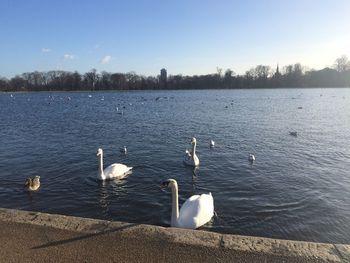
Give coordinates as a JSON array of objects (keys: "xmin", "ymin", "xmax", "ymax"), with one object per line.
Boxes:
[{"xmin": 0, "ymin": 208, "xmax": 349, "ymax": 263}]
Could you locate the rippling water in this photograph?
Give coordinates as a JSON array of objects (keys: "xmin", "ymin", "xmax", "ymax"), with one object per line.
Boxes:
[{"xmin": 0, "ymin": 88, "xmax": 349, "ymax": 243}]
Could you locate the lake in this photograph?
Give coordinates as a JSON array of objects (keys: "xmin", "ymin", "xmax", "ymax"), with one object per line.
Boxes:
[{"xmin": 0, "ymin": 88, "xmax": 349, "ymax": 243}]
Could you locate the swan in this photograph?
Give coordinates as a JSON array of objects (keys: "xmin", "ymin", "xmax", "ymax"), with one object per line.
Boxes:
[
  {"xmin": 96, "ymin": 148, "xmax": 132, "ymax": 180},
  {"xmin": 210, "ymin": 140, "xmax": 215, "ymax": 148},
  {"xmin": 248, "ymin": 153, "xmax": 255, "ymax": 162},
  {"xmin": 162, "ymin": 179, "xmax": 214, "ymax": 229},
  {"xmin": 24, "ymin": 176, "xmax": 40, "ymax": 191},
  {"xmin": 183, "ymin": 137, "xmax": 199, "ymax": 167}
]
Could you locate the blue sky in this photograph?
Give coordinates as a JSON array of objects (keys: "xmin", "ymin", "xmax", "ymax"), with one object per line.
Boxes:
[{"xmin": 0, "ymin": 0, "xmax": 349, "ymax": 77}]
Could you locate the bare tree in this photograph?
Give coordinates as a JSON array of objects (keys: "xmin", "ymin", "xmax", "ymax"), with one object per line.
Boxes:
[
  {"xmin": 255, "ymin": 65, "xmax": 271, "ymax": 79},
  {"xmin": 84, "ymin": 69, "xmax": 98, "ymax": 90},
  {"xmin": 334, "ymin": 55, "xmax": 350, "ymax": 72},
  {"xmin": 216, "ymin": 67, "xmax": 223, "ymax": 78}
]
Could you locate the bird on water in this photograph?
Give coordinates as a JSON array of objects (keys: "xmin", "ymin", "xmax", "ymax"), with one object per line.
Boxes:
[
  {"xmin": 162, "ymin": 179, "xmax": 214, "ymax": 230},
  {"xmin": 184, "ymin": 137, "xmax": 200, "ymax": 167},
  {"xmin": 24, "ymin": 176, "xmax": 41, "ymax": 191}
]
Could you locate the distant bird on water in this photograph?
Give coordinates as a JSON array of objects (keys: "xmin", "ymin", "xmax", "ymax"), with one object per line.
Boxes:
[
  {"xmin": 184, "ymin": 137, "xmax": 199, "ymax": 167},
  {"xmin": 24, "ymin": 176, "xmax": 41, "ymax": 191},
  {"xmin": 210, "ymin": 140, "xmax": 215, "ymax": 148},
  {"xmin": 289, "ymin": 131, "xmax": 298, "ymax": 137},
  {"xmin": 120, "ymin": 146, "xmax": 127, "ymax": 154},
  {"xmin": 248, "ymin": 153, "xmax": 255, "ymax": 162}
]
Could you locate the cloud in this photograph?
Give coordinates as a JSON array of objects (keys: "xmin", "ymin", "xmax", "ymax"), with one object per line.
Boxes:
[
  {"xmin": 100, "ymin": 55, "xmax": 112, "ymax": 64},
  {"xmin": 63, "ymin": 54, "xmax": 76, "ymax": 60},
  {"xmin": 41, "ymin": 48, "xmax": 51, "ymax": 53}
]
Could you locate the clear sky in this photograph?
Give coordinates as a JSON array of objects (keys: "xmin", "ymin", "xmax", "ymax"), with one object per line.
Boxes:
[{"xmin": 0, "ymin": 0, "xmax": 350, "ymax": 77}]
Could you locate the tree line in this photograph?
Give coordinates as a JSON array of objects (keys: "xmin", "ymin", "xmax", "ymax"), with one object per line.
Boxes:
[{"xmin": 1, "ymin": 55, "xmax": 350, "ymax": 92}]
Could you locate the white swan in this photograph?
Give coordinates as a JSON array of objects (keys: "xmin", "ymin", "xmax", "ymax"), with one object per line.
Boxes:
[
  {"xmin": 96, "ymin": 148, "xmax": 132, "ymax": 180},
  {"xmin": 183, "ymin": 137, "xmax": 199, "ymax": 167},
  {"xmin": 210, "ymin": 140, "xmax": 215, "ymax": 147},
  {"xmin": 248, "ymin": 153, "xmax": 255, "ymax": 162},
  {"xmin": 162, "ymin": 179, "xmax": 214, "ymax": 229}
]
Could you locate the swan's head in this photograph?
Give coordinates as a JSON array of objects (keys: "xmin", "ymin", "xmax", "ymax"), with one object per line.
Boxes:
[
  {"xmin": 161, "ymin": 179, "xmax": 178, "ymax": 189},
  {"xmin": 191, "ymin": 137, "xmax": 197, "ymax": 144},
  {"xmin": 96, "ymin": 148, "xmax": 103, "ymax": 156}
]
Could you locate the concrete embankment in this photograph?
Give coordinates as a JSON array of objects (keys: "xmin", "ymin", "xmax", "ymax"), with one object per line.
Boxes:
[{"xmin": 0, "ymin": 208, "xmax": 349, "ymax": 263}]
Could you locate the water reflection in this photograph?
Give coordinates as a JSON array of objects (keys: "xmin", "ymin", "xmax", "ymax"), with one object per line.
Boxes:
[
  {"xmin": 191, "ymin": 167, "xmax": 199, "ymax": 194},
  {"xmin": 1, "ymin": 89, "xmax": 350, "ymax": 243},
  {"xmin": 97, "ymin": 179, "xmax": 128, "ymax": 218},
  {"xmin": 25, "ymin": 190, "xmax": 35, "ymax": 203}
]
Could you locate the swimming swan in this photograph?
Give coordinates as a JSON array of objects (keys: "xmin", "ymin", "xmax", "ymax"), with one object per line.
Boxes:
[
  {"xmin": 24, "ymin": 176, "xmax": 40, "ymax": 191},
  {"xmin": 96, "ymin": 148, "xmax": 132, "ymax": 180},
  {"xmin": 184, "ymin": 137, "xmax": 199, "ymax": 167},
  {"xmin": 162, "ymin": 179, "xmax": 214, "ymax": 229}
]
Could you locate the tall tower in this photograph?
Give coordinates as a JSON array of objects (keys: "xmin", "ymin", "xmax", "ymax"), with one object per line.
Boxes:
[
  {"xmin": 160, "ymin": 68, "xmax": 167, "ymax": 89},
  {"xmin": 274, "ymin": 64, "xmax": 281, "ymax": 77}
]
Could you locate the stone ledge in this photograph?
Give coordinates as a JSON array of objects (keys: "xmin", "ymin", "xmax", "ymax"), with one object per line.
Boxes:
[{"xmin": 0, "ymin": 208, "xmax": 348, "ymax": 263}]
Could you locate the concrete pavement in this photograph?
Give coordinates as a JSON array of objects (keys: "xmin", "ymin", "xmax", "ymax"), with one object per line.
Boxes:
[{"xmin": 0, "ymin": 208, "xmax": 349, "ymax": 263}]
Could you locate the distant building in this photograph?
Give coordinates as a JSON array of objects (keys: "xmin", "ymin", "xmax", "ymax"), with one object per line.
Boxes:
[
  {"xmin": 274, "ymin": 64, "xmax": 281, "ymax": 78},
  {"xmin": 160, "ymin": 68, "xmax": 167, "ymax": 89},
  {"xmin": 272, "ymin": 64, "xmax": 282, "ymax": 87}
]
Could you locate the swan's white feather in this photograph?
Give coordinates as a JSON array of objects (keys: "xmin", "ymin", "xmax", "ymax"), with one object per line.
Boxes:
[
  {"xmin": 177, "ymin": 193, "xmax": 214, "ymax": 229},
  {"xmin": 183, "ymin": 153, "xmax": 199, "ymax": 166},
  {"xmin": 103, "ymin": 163, "xmax": 132, "ymax": 179}
]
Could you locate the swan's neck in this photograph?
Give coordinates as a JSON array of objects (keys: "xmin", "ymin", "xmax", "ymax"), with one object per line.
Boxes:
[
  {"xmin": 192, "ymin": 141, "xmax": 197, "ymax": 157},
  {"xmin": 170, "ymin": 183, "xmax": 179, "ymax": 227},
  {"xmin": 98, "ymin": 154, "xmax": 105, "ymax": 180}
]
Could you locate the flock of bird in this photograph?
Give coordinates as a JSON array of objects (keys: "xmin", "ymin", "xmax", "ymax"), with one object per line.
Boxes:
[
  {"xmin": 24, "ymin": 137, "xmax": 256, "ymax": 230},
  {"xmin": 18, "ymin": 93, "xmax": 303, "ymax": 230}
]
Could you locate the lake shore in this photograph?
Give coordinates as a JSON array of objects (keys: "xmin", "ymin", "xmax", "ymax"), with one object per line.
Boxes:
[{"xmin": 0, "ymin": 208, "xmax": 349, "ymax": 263}]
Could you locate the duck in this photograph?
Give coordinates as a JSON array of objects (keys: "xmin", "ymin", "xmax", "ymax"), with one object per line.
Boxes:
[
  {"xmin": 162, "ymin": 179, "xmax": 214, "ymax": 229},
  {"xmin": 289, "ymin": 131, "xmax": 298, "ymax": 137},
  {"xmin": 183, "ymin": 137, "xmax": 199, "ymax": 167},
  {"xmin": 248, "ymin": 153, "xmax": 255, "ymax": 162},
  {"xmin": 96, "ymin": 148, "xmax": 132, "ymax": 180},
  {"xmin": 210, "ymin": 140, "xmax": 215, "ymax": 148},
  {"xmin": 24, "ymin": 176, "xmax": 40, "ymax": 191}
]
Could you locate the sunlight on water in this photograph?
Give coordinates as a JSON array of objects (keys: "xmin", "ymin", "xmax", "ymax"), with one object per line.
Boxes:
[{"xmin": 0, "ymin": 88, "xmax": 349, "ymax": 243}]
